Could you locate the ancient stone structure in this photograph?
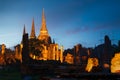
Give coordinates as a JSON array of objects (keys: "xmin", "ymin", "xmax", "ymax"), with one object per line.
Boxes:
[
  {"xmin": 65, "ymin": 53, "xmax": 73, "ymax": 64},
  {"xmin": 15, "ymin": 9, "xmax": 63, "ymax": 63},
  {"xmin": 1, "ymin": 44, "xmax": 6, "ymax": 55},
  {"xmin": 111, "ymin": 53, "xmax": 120, "ymax": 73},
  {"xmin": 86, "ymin": 58, "xmax": 99, "ymax": 72}
]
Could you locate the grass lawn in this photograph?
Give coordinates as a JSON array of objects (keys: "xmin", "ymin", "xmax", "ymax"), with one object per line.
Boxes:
[{"xmin": 0, "ymin": 69, "xmax": 21, "ymax": 80}]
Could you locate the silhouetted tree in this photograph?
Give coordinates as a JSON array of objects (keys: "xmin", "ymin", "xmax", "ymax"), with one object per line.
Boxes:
[
  {"xmin": 22, "ymin": 33, "xmax": 29, "ymax": 64},
  {"xmin": 29, "ymin": 38, "xmax": 44, "ymax": 57}
]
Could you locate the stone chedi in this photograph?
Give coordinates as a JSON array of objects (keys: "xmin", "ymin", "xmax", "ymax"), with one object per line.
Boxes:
[
  {"xmin": 16, "ymin": 9, "xmax": 63, "ymax": 63},
  {"xmin": 30, "ymin": 18, "xmax": 36, "ymax": 39},
  {"xmin": 15, "ymin": 25, "xmax": 26, "ymax": 62},
  {"xmin": 38, "ymin": 9, "xmax": 51, "ymax": 44}
]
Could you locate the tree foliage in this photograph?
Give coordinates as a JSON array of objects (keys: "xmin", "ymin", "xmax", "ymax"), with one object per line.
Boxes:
[{"xmin": 29, "ymin": 38, "xmax": 44, "ymax": 57}]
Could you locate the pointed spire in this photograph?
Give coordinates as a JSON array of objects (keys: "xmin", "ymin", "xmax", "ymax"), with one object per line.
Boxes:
[
  {"xmin": 38, "ymin": 8, "xmax": 50, "ymax": 40},
  {"xmin": 23, "ymin": 24, "xmax": 26, "ymax": 35},
  {"xmin": 40, "ymin": 8, "xmax": 48, "ymax": 31},
  {"xmin": 21, "ymin": 24, "xmax": 26, "ymax": 44},
  {"xmin": 30, "ymin": 18, "xmax": 36, "ymax": 39}
]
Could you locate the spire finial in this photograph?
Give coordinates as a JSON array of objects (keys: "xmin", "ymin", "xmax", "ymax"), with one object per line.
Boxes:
[
  {"xmin": 30, "ymin": 18, "xmax": 36, "ymax": 39},
  {"xmin": 41, "ymin": 8, "xmax": 48, "ymax": 31},
  {"xmin": 42, "ymin": 8, "xmax": 44, "ymax": 15}
]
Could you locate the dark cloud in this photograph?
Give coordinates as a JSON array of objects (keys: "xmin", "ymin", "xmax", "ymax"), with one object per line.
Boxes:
[
  {"xmin": 66, "ymin": 19, "xmax": 120, "ymax": 35},
  {"xmin": 65, "ymin": 27, "xmax": 89, "ymax": 35},
  {"xmin": 93, "ymin": 19, "xmax": 120, "ymax": 31}
]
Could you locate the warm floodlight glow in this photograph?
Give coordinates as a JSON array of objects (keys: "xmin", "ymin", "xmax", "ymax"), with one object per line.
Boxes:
[
  {"xmin": 86, "ymin": 58, "xmax": 99, "ymax": 72},
  {"xmin": 65, "ymin": 53, "xmax": 73, "ymax": 64},
  {"xmin": 1, "ymin": 44, "xmax": 6, "ymax": 55},
  {"xmin": 111, "ymin": 53, "xmax": 120, "ymax": 73}
]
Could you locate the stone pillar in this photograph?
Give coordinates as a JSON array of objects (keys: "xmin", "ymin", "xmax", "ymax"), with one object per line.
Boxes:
[
  {"xmin": 20, "ymin": 44, "xmax": 23, "ymax": 62},
  {"xmin": 60, "ymin": 45, "xmax": 63, "ymax": 63},
  {"xmin": 56, "ymin": 44, "xmax": 59, "ymax": 61},
  {"xmin": 44, "ymin": 46, "xmax": 47, "ymax": 60},
  {"xmin": 74, "ymin": 44, "xmax": 81, "ymax": 65},
  {"xmin": 1, "ymin": 44, "xmax": 6, "ymax": 55},
  {"xmin": 53, "ymin": 45, "xmax": 55, "ymax": 60},
  {"xmin": 15, "ymin": 47, "xmax": 18, "ymax": 59},
  {"xmin": 48, "ymin": 47, "xmax": 50, "ymax": 60}
]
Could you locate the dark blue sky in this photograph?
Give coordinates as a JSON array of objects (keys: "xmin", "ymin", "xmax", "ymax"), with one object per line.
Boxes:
[{"xmin": 0, "ymin": 0, "xmax": 120, "ymax": 49}]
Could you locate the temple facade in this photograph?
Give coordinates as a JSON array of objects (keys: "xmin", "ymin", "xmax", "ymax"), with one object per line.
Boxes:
[{"xmin": 15, "ymin": 9, "xmax": 63, "ymax": 63}]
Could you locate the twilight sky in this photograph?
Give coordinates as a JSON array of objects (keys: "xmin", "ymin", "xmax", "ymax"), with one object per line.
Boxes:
[{"xmin": 0, "ymin": 0, "xmax": 120, "ymax": 49}]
